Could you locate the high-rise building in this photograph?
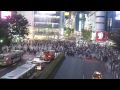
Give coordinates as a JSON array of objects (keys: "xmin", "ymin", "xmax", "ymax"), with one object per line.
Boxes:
[
  {"xmin": 87, "ymin": 11, "xmax": 120, "ymax": 41},
  {"xmin": 107, "ymin": 11, "xmax": 120, "ymax": 32},
  {"xmin": 0, "ymin": 11, "xmax": 17, "ymax": 19},
  {"xmin": 34, "ymin": 11, "xmax": 60, "ymax": 28},
  {"xmin": 17, "ymin": 11, "xmax": 64, "ymax": 40},
  {"xmin": 64, "ymin": 11, "xmax": 75, "ymax": 29}
]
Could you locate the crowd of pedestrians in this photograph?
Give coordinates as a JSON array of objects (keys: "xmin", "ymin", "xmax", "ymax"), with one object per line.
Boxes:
[{"xmin": 1, "ymin": 40, "xmax": 120, "ymax": 78}]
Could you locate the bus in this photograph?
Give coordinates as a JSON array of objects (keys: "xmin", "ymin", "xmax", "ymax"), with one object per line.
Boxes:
[
  {"xmin": 1, "ymin": 63, "xmax": 36, "ymax": 79},
  {"xmin": 0, "ymin": 50, "xmax": 24, "ymax": 66}
]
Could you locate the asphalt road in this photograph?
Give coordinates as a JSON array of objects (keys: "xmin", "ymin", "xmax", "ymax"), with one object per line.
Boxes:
[{"xmin": 54, "ymin": 56, "xmax": 114, "ymax": 79}]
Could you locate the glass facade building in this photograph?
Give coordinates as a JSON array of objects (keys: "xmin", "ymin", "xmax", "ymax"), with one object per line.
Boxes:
[
  {"xmin": 34, "ymin": 11, "xmax": 61, "ymax": 28},
  {"xmin": 17, "ymin": 11, "xmax": 64, "ymax": 40},
  {"xmin": 107, "ymin": 11, "xmax": 120, "ymax": 32}
]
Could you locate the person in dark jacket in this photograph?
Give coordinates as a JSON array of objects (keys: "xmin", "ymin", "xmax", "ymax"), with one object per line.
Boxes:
[{"xmin": 103, "ymin": 56, "xmax": 108, "ymax": 62}]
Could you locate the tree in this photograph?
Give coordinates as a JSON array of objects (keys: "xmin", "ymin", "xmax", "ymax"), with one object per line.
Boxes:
[
  {"xmin": 81, "ymin": 30, "xmax": 92, "ymax": 41},
  {"xmin": 0, "ymin": 19, "xmax": 11, "ymax": 46},
  {"xmin": 109, "ymin": 31, "xmax": 120, "ymax": 50},
  {"xmin": 0, "ymin": 13, "xmax": 29, "ymax": 50},
  {"xmin": 7, "ymin": 14, "xmax": 29, "ymax": 41},
  {"xmin": 0, "ymin": 19, "xmax": 11, "ymax": 52},
  {"xmin": 64, "ymin": 27, "xmax": 74, "ymax": 37}
]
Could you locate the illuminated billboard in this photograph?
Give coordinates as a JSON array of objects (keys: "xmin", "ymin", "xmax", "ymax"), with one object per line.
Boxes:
[
  {"xmin": 64, "ymin": 12, "xmax": 69, "ymax": 16},
  {"xmin": 1, "ymin": 11, "xmax": 11, "ymax": 19},
  {"xmin": 37, "ymin": 11, "xmax": 56, "ymax": 15},
  {"xmin": 115, "ymin": 11, "xmax": 120, "ymax": 20},
  {"xmin": 96, "ymin": 31, "xmax": 108, "ymax": 42}
]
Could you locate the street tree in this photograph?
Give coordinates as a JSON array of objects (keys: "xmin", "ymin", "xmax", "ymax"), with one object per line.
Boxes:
[
  {"xmin": 0, "ymin": 19, "xmax": 11, "ymax": 46},
  {"xmin": 0, "ymin": 19, "xmax": 11, "ymax": 52},
  {"xmin": 0, "ymin": 14, "xmax": 29, "ymax": 52},
  {"xmin": 7, "ymin": 14, "xmax": 29, "ymax": 42},
  {"xmin": 81, "ymin": 30, "xmax": 92, "ymax": 41},
  {"xmin": 109, "ymin": 31, "xmax": 120, "ymax": 50},
  {"xmin": 64, "ymin": 27, "xmax": 74, "ymax": 38}
]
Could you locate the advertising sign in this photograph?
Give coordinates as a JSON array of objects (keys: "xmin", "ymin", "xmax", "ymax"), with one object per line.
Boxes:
[
  {"xmin": 96, "ymin": 31, "xmax": 108, "ymax": 42},
  {"xmin": 1, "ymin": 11, "xmax": 11, "ymax": 19},
  {"xmin": 64, "ymin": 12, "xmax": 69, "ymax": 16},
  {"xmin": 115, "ymin": 11, "xmax": 120, "ymax": 20}
]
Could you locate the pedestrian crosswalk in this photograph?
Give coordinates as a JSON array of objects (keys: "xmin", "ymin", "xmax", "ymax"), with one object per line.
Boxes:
[{"xmin": 1, "ymin": 40, "xmax": 120, "ymax": 79}]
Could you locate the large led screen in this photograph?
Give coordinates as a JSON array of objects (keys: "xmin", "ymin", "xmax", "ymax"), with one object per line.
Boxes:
[{"xmin": 1, "ymin": 11, "xmax": 11, "ymax": 19}]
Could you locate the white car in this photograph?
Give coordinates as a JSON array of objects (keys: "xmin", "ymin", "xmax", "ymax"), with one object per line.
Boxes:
[
  {"xmin": 32, "ymin": 57, "xmax": 50, "ymax": 64},
  {"xmin": 32, "ymin": 57, "xmax": 49, "ymax": 71},
  {"xmin": 32, "ymin": 58, "xmax": 43, "ymax": 64}
]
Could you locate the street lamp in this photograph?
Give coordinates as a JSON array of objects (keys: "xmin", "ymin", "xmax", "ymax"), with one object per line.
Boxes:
[{"xmin": 0, "ymin": 40, "xmax": 3, "ymax": 43}]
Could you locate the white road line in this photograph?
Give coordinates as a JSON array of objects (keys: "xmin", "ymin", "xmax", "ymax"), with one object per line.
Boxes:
[{"xmin": 83, "ymin": 74, "xmax": 85, "ymax": 79}]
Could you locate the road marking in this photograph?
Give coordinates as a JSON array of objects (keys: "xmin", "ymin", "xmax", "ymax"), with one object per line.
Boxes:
[{"xmin": 83, "ymin": 74, "xmax": 85, "ymax": 79}]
